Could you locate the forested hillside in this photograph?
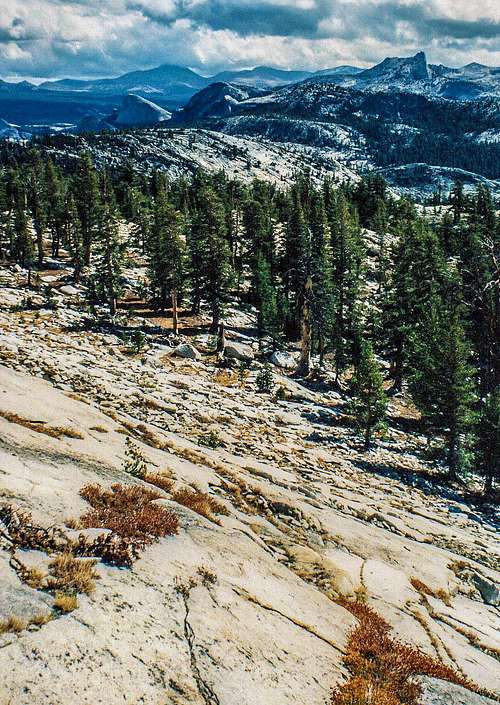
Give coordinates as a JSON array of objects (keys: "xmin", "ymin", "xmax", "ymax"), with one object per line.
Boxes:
[{"xmin": 0, "ymin": 149, "xmax": 498, "ymax": 492}]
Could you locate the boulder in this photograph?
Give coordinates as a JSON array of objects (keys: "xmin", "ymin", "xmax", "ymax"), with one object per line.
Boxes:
[
  {"xmin": 173, "ymin": 343, "xmax": 200, "ymax": 360},
  {"xmin": 59, "ymin": 285, "xmax": 79, "ymax": 296},
  {"xmin": 418, "ymin": 676, "xmax": 498, "ymax": 705},
  {"xmin": 472, "ymin": 572, "xmax": 499, "ymax": 606},
  {"xmin": 271, "ymin": 351, "xmax": 297, "ymax": 369},
  {"xmin": 224, "ymin": 342, "xmax": 254, "ymax": 363}
]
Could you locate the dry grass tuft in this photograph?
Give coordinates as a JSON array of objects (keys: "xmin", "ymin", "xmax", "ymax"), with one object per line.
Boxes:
[
  {"xmin": 410, "ymin": 577, "xmax": 452, "ymax": 606},
  {"xmin": 0, "ymin": 410, "xmax": 83, "ymax": 440},
  {"xmin": 197, "ymin": 565, "xmax": 218, "ymax": 586},
  {"xmin": 213, "ymin": 369, "xmax": 239, "ymax": 387},
  {"xmin": 90, "ymin": 425, "xmax": 109, "ymax": 433},
  {"xmin": 47, "ymin": 553, "xmax": 99, "ymax": 595},
  {"xmin": 144, "ymin": 472, "xmax": 175, "ymax": 493},
  {"xmin": 172, "ymin": 486, "xmax": 229, "ymax": 523},
  {"xmin": 332, "ymin": 599, "xmax": 478, "ymax": 705},
  {"xmin": 135, "ymin": 424, "xmax": 164, "ymax": 449},
  {"xmin": 0, "ymin": 615, "xmax": 27, "ymax": 634},
  {"xmin": 54, "ymin": 592, "xmax": 78, "ymax": 613},
  {"xmin": 31, "ymin": 613, "xmax": 52, "ymax": 626},
  {"xmin": 79, "ymin": 483, "xmax": 178, "ymax": 562},
  {"xmin": 23, "ymin": 567, "xmax": 47, "ymax": 589}
]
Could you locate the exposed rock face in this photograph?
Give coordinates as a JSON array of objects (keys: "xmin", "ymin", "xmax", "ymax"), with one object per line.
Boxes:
[
  {"xmin": 418, "ymin": 677, "xmax": 499, "ymax": 705},
  {"xmin": 224, "ymin": 341, "xmax": 255, "ymax": 362},
  {"xmin": 174, "ymin": 342, "xmax": 201, "ymax": 360},
  {"xmin": 114, "ymin": 94, "xmax": 172, "ymax": 126},
  {"xmin": 471, "ymin": 573, "xmax": 500, "ymax": 606},
  {"xmin": 270, "ymin": 350, "xmax": 297, "ymax": 369},
  {"xmin": 0, "ymin": 278, "xmax": 498, "ymax": 704}
]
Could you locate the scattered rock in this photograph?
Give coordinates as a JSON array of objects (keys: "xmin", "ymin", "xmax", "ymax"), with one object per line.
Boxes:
[
  {"xmin": 271, "ymin": 351, "xmax": 297, "ymax": 370},
  {"xmin": 59, "ymin": 285, "xmax": 79, "ymax": 296},
  {"xmin": 471, "ymin": 572, "xmax": 499, "ymax": 606},
  {"xmin": 173, "ymin": 343, "xmax": 200, "ymax": 360},
  {"xmin": 418, "ymin": 677, "xmax": 498, "ymax": 705},
  {"xmin": 224, "ymin": 341, "xmax": 255, "ymax": 362}
]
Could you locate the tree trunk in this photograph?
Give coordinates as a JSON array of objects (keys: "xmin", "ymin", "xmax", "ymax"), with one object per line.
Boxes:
[
  {"xmin": 318, "ymin": 333, "xmax": 325, "ymax": 367},
  {"xmin": 216, "ymin": 322, "xmax": 226, "ymax": 354},
  {"xmin": 210, "ymin": 300, "xmax": 221, "ymax": 333},
  {"xmin": 296, "ymin": 276, "xmax": 313, "ymax": 377},
  {"xmin": 364, "ymin": 424, "xmax": 372, "ymax": 451},
  {"xmin": 484, "ymin": 470, "xmax": 493, "ymax": 496},
  {"xmin": 447, "ymin": 425, "xmax": 459, "ymax": 481},
  {"xmin": 36, "ymin": 229, "xmax": 44, "ymax": 268},
  {"xmin": 172, "ymin": 288, "xmax": 179, "ymax": 336}
]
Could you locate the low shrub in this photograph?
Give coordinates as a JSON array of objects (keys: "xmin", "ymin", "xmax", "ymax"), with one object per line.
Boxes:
[
  {"xmin": 47, "ymin": 553, "xmax": 99, "ymax": 595},
  {"xmin": 332, "ymin": 599, "xmax": 478, "ymax": 705},
  {"xmin": 172, "ymin": 486, "xmax": 229, "ymax": 523},
  {"xmin": 199, "ymin": 430, "xmax": 223, "ymax": 449},
  {"xmin": 255, "ymin": 365, "xmax": 274, "ymax": 394},
  {"xmin": 123, "ymin": 436, "xmax": 148, "ymax": 478},
  {"xmin": 79, "ymin": 483, "xmax": 179, "ymax": 559},
  {"xmin": 54, "ymin": 592, "xmax": 78, "ymax": 613}
]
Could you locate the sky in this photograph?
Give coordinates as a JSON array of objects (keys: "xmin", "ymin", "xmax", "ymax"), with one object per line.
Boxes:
[{"xmin": 0, "ymin": 0, "xmax": 499, "ymax": 82}]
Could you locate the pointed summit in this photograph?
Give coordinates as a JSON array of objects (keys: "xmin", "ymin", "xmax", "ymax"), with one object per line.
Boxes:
[{"xmin": 359, "ymin": 51, "xmax": 429, "ymax": 82}]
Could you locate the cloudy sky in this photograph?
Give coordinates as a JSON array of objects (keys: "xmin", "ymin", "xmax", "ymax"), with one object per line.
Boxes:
[{"xmin": 1, "ymin": 0, "xmax": 499, "ymax": 82}]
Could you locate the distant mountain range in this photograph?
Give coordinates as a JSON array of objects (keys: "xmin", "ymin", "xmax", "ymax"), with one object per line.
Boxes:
[{"xmin": 1, "ymin": 51, "xmax": 498, "ymax": 201}]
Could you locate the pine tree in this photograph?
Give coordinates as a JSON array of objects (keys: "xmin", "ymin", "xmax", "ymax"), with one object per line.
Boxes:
[
  {"xmin": 349, "ymin": 340, "xmax": 388, "ymax": 450},
  {"xmin": 327, "ymin": 191, "xmax": 364, "ymax": 383},
  {"xmin": 148, "ymin": 193, "xmax": 185, "ymax": 334},
  {"xmin": 44, "ymin": 159, "xmax": 65, "ymax": 258},
  {"xmin": 90, "ymin": 202, "xmax": 124, "ymax": 315},
  {"xmin": 381, "ymin": 218, "xmax": 445, "ymax": 392},
  {"xmin": 450, "ymin": 180, "xmax": 464, "ymax": 225},
  {"xmin": 73, "ymin": 152, "xmax": 100, "ymax": 265},
  {"xmin": 282, "ymin": 188, "xmax": 311, "ymax": 339},
  {"xmin": 409, "ymin": 307, "xmax": 476, "ymax": 479},
  {"xmin": 243, "ymin": 197, "xmax": 273, "ymax": 306},
  {"xmin": 458, "ymin": 202, "xmax": 499, "ymax": 398},
  {"xmin": 28, "ymin": 167, "xmax": 46, "ymax": 267},
  {"xmin": 189, "ymin": 184, "xmax": 233, "ymax": 330},
  {"xmin": 12, "ymin": 197, "xmax": 35, "ymax": 275},
  {"xmin": 309, "ymin": 192, "xmax": 333, "ymax": 365},
  {"xmin": 254, "ymin": 253, "xmax": 280, "ymax": 342},
  {"xmin": 475, "ymin": 387, "xmax": 499, "ymax": 496},
  {"xmin": 65, "ymin": 195, "xmax": 84, "ymax": 283}
]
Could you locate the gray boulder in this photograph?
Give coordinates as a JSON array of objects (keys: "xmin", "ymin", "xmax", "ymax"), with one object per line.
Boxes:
[
  {"xmin": 418, "ymin": 677, "xmax": 498, "ymax": 705},
  {"xmin": 224, "ymin": 342, "xmax": 254, "ymax": 363},
  {"xmin": 174, "ymin": 343, "xmax": 200, "ymax": 360},
  {"xmin": 472, "ymin": 572, "xmax": 499, "ymax": 606},
  {"xmin": 270, "ymin": 350, "xmax": 297, "ymax": 369}
]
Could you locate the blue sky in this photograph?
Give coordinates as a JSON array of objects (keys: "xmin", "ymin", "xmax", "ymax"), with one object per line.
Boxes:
[{"xmin": 1, "ymin": 0, "xmax": 499, "ymax": 81}]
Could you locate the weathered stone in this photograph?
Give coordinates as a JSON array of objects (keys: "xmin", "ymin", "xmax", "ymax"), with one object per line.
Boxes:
[
  {"xmin": 173, "ymin": 342, "xmax": 200, "ymax": 360},
  {"xmin": 471, "ymin": 572, "xmax": 499, "ymax": 606},
  {"xmin": 59, "ymin": 285, "xmax": 79, "ymax": 296},
  {"xmin": 270, "ymin": 350, "xmax": 297, "ymax": 369},
  {"xmin": 418, "ymin": 677, "xmax": 498, "ymax": 705},
  {"xmin": 224, "ymin": 341, "xmax": 254, "ymax": 362}
]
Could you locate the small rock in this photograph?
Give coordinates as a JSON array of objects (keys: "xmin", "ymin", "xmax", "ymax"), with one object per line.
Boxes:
[
  {"xmin": 471, "ymin": 572, "xmax": 499, "ymax": 606},
  {"xmin": 270, "ymin": 350, "xmax": 297, "ymax": 369},
  {"xmin": 224, "ymin": 342, "xmax": 254, "ymax": 363},
  {"xmin": 60, "ymin": 285, "xmax": 79, "ymax": 296},
  {"xmin": 418, "ymin": 676, "xmax": 498, "ymax": 705},
  {"xmin": 174, "ymin": 343, "xmax": 200, "ymax": 360}
]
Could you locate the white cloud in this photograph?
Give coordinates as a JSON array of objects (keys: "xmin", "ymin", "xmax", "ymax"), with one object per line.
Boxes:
[{"xmin": 0, "ymin": 0, "xmax": 498, "ymax": 80}]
